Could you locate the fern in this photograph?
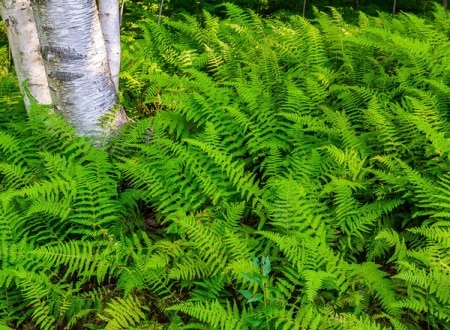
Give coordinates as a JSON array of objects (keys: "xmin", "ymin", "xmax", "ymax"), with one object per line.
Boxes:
[
  {"xmin": 99, "ymin": 295, "xmax": 148, "ymax": 330},
  {"xmin": 168, "ymin": 300, "xmax": 246, "ymax": 329},
  {"xmin": 1, "ymin": 4, "xmax": 450, "ymax": 329}
]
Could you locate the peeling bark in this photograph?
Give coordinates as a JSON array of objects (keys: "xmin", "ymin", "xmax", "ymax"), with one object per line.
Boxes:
[
  {"xmin": 30, "ymin": 0, "xmax": 117, "ymax": 136},
  {"xmin": 0, "ymin": 0, "xmax": 51, "ymax": 106}
]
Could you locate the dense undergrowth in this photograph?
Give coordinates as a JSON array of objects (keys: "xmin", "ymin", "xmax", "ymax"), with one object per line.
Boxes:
[
  {"xmin": 127, "ymin": 0, "xmax": 445, "ymax": 19},
  {"xmin": 1, "ymin": 3, "xmax": 450, "ymax": 329}
]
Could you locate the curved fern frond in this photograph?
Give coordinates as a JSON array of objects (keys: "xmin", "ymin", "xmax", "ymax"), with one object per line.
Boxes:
[
  {"xmin": 99, "ymin": 295, "xmax": 148, "ymax": 330},
  {"xmin": 168, "ymin": 300, "xmax": 246, "ymax": 329}
]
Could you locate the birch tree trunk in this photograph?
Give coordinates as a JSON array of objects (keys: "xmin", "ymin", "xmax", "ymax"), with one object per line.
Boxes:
[
  {"xmin": 30, "ymin": 0, "xmax": 117, "ymax": 136},
  {"xmin": 0, "ymin": 0, "xmax": 51, "ymax": 106},
  {"xmin": 98, "ymin": 0, "xmax": 121, "ymax": 92}
]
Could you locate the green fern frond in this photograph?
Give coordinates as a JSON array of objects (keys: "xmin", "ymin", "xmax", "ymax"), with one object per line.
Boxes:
[
  {"xmin": 190, "ymin": 275, "xmax": 228, "ymax": 302},
  {"xmin": 333, "ymin": 312, "xmax": 389, "ymax": 330},
  {"xmin": 349, "ymin": 262, "xmax": 400, "ymax": 317},
  {"xmin": 395, "ymin": 269, "xmax": 450, "ymax": 305},
  {"xmin": 0, "ymin": 240, "xmax": 29, "ymax": 273},
  {"xmin": 391, "ymin": 297, "xmax": 450, "ymax": 324},
  {"xmin": 15, "ymin": 271, "xmax": 57, "ymax": 330},
  {"xmin": 183, "ymin": 137, "xmax": 261, "ymax": 203},
  {"xmin": 168, "ymin": 254, "xmax": 211, "ymax": 281},
  {"xmin": 258, "ymin": 231, "xmax": 307, "ymax": 271},
  {"xmin": 168, "ymin": 212, "xmax": 227, "ymax": 276},
  {"xmin": 302, "ymin": 270, "xmax": 335, "ymax": 303},
  {"xmin": 363, "ymin": 98, "xmax": 402, "ymax": 155},
  {"xmin": 0, "ymin": 203, "xmax": 21, "ymax": 242},
  {"xmin": 408, "ymin": 224, "xmax": 450, "ymax": 247},
  {"xmin": 376, "ymin": 229, "xmax": 408, "ymax": 263},
  {"xmin": 0, "ymin": 132, "xmax": 25, "ymax": 163},
  {"xmin": 222, "ymin": 229, "xmax": 254, "ymax": 261},
  {"xmin": 0, "ymin": 163, "xmax": 30, "ymax": 190},
  {"xmin": 31, "ymin": 240, "xmax": 115, "ymax": 283},
  {"xmin": 99, "ymin": 295, "xmax": 148, "ymax": 330},
  {"xmin": 168, "ymin": 300, "xmax": 246, "ymax": 329},
  {"xmin": 278, "ymin": 304, "xmax": 325, "ymax": 330},
  {"xmin": 264, "ymin": 178, "xmax": 324, "ymax": 234}
]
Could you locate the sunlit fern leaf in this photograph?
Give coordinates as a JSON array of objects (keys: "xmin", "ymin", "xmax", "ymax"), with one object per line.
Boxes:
[
  {"xmin": 222, "ymin": 3, "xmax": 254, "ymax": 29},
  {"xmin": 322, "ymin": 106, "xmax": 364, "ymax": 151},
  {"xmin": 168, "ymin": 300, "xmax": 246, "ymax": 329},
  {"xmin": 375, "ymin": 229, "xmax": 408, "ymax": 263},
  {"xmin": 391, "ymin": 297, "xmax": 450, "ymax": 325},
  {"xmin": 99, "ymin": 295, "xmax": 148, "ymax": 330},
  {"xmin": 395, "ymin": 269, "xmax": 450, "ymax": 305},
  {"xmin": 408, "ymin": 224, "xmax": 450, "ymax": 247},
  {"xmin": 0, "ymin": 241, "xmax": 30, "ymax": 274},
  {"xmin": 302, "ymin": 270, "xmax": 335, "ymax": 302},
  {"xmin": 0, "ymin": 132, "xmax": 27, "ymax": 165},
  {"xmin": 334, "ymin": 313, "xmax": 390, "ymax": 330},
  {"xmin": 15, "ymin": 271, "xmax": 58, "ymax": 330},
  {"xmin": 281, "ymin": 80, "xmax": 315, "ymax": 115},
  {"xmin": 278, "ymin": 304, "xmax": 325, "ymax": 330},
  {"xmin": 140, "ymin": 19, "xmax": 182, "ymax": 71},
  {"xmin": 272, "ymin": 20, "xmax": 309, "ymax": 67},
  {"xmin": 8, "ymin": 178, "xmax": 72, "ymax": 206},
  {"xmin": 184, "ymin": 137, "xmax": 261, "ymax": 203},
  {"xmin": 0, "ymin": 163, "xmax": 31, "ymax": 190},
  {"xmin": 0, "ymin": 203, "xmax": 21, "ymax": 242},
  {"xmin": 364, "ymin": 97, "xmax": 402, "ymax": 155},
  {"xmin": 264, "ymin": 178, "xmax": 324, "ymax": 234},
  {"xmin": 221, "ymin": 228, "xmax": 256, "ymax": 272},
  {"xmin": 215, "ymin": 201, "xmax": 246, "ymax": 232},
  {"xmin": 0, "ymin": 286, "xmax": 27, "ymax": 327},
  {"xmin": 349, "ymin": 262, "xmax": 401, "ymax": 317},
  {"xmin": 107, "ymin": 117, "xmax": 153, "ymax": 158},
  {"xmin": 258, "ymin": 230, "xmax": 337, "ymax": 278},
  {"xmin": 304, "ymin": 21, "xmax": 328, "ymax": 69},
  {"xmin": 168, "ymin": 212, "xmax": 227, "ymax": 276},
  {"xmin": 31, "ymin": 240, "xmax": 115, "ymax": 283},
  {"xmin": 190, "ymin": 275, "xmax": 229, "ymax": 303}
]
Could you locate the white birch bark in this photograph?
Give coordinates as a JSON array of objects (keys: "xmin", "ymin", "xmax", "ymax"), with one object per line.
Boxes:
[
  {"xmin": 30, "ymin": 0, "xmax": 117, "ymax": 136},
  {"xmin": 98, "ymin": 0, "xmax": 121, "ymax": 92},
  {"xmin": 0, "ymin": 0, "xmax": 51, "ymax": 106}
]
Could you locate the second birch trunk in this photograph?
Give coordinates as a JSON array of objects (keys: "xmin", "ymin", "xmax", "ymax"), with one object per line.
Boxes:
[
  {"xmin": 98, "ymin": 0, "xmax": 121, "ymax": 92},
  {"xmin": 0, "ymin": 0, "xmax": 51, "ymax": 106}
]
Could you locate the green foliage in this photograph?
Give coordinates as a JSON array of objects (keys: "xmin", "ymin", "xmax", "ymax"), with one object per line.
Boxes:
[
  {"xmin": 128, "ymin": 0, "xmax": 445, "ymax": 18},
  {"xmin": 1, "ymin": 3, "xmax": 450, "ymax": 329}
]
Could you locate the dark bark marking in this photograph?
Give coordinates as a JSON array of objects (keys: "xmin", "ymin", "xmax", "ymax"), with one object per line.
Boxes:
[
  {"xmin": 30, "ymin": 0, "xmax": 51, "ymax": 4},
  {"xmin": 41, "ymin": 46, "xmax": 86, "ymax": 62},
  {"xmin": 48, "ymin": 71, "xmax": 84, "ymax": 82},
  {"xmin": 4, "ymin": 17, "xmax": 18, "ymax": 27},
  {"xmin": 41, "ymin": 25, "xmax": 55, "ymax": 33}
]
